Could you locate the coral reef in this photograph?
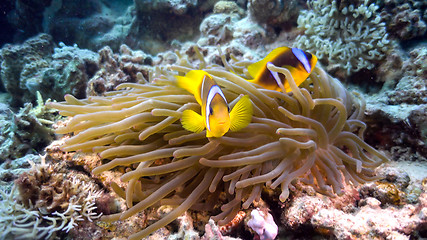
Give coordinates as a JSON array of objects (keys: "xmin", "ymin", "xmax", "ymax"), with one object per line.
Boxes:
[
  {"xmin": 1, "ymin": 0, "xmax": 221, "ymax": 54},
  {"xmin": 48, "ymin": 45, "xmax": 388, "ymax": 239},
  {"xmin": 280, "ymin": 163, "xmax": 426, "ymax": 239},
  {"xmin": 87, "ymin": 44, "xmax": 153, "ymax": 96},
  {"xmin": 128, "ymin": 0, "xmax": 215, "ymax": 54},
  {"xmin": 168, "ymin": 212, "xmax": 199, "ymax": 239},
  {"xmin": 358, "ymin": 46, "xmax": 426, "ymax": 163},
  {"xmin": 202, "ymin": 219, "xmax": 242, "ymax": 240},
  {"xmin": 0, "ymin": 0, "xmax": 425, "ymax": 239},
  {"xmin": 248, "ymin": 0, "xmax": 301, "ymax": 29},
  {"xmin": 0, "ymin": 92, "xmax": 55, "ymax": 161},
  {"xmin": 199, "ymin": 4, "xmax": 242, "ymax": 46},
  {"xmin": 387, "ymin": 46, "xmax": 427, "ymax": 105},
  {"xmin": 1, "ymin": 34, "xmax": 54, "ymax": 106},
  {"xmin": 295, "ymin": 0, "xmax": 392, "ymax": 78},
  {"xmin": 311, "ymin": 196, "xmax": 425, "ymax": 239},
  {"xmin": 44, "ymin": 0, "xmax": 131, "ymax": 51},
  {"xmin": 0, "ymin": 34, "xmax": 98, "ymax": 106},
  {"xmin": 363, "ymin": 104, "xmax": 427, "ymax": 164},
  {"xmin": 376, "ymin": 0, "xmax": 427, "ymax": 41},
  {"xmin": 0, "ymin": 154, "xmax": 40, "ymax": 189},
  {"xmin": 0, "ymin": 158, "xmax": 107, "ymax": 239},
  {"xmin": 198, "ymin": 1, "xmax": 268, "ymax": 49}
]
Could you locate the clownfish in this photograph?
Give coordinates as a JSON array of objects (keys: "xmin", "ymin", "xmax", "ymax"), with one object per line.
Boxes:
[
  {"xmin": 246, "ymin": 47, "xmax": 317, "ymax": 92},
  {"xmin": 176, "ymin": 70, "xmax": 253, "ymax": 138}
]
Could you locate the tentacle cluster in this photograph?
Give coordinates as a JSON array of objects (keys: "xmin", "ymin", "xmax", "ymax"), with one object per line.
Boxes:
[{"xmin": 48, "ymin": 48, "xmax": 388, "ymax": 239}]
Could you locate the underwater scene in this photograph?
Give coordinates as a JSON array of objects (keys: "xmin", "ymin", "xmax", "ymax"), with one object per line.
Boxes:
[{"xmin": 0, "ymin": 0, "xmax": 426, "ymax": 239}]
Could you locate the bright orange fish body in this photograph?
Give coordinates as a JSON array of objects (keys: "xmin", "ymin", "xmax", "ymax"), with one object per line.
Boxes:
[
  {"xmin": 176, "ymin": 70, "xmax": 253, "ymax": 138},
  {"xmin": 247, "ymin": 47, "xmax": 318, "ymax": 92}
]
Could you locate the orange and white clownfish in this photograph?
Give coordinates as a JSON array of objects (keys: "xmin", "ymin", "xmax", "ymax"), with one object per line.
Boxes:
[
  {"xmin": 246, "ymin": 47, "xmax": 318, "ymax": 92},
  {"xmin": 176, "ymin": 70, "xmax": 253, "ymax": 138}
]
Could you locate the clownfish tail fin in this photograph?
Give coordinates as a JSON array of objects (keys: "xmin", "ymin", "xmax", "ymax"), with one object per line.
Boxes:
[
  {"xmin": 229, "ymin": 95, "xmax": 253, "ymax": 132},
  {"xmin": 181, "ymin": 109, "xmax": 205, "ymax": 133}
]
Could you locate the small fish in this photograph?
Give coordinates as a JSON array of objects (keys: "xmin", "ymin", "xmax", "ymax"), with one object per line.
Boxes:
[
  {"xmin": 176, "ymin": 70, "xmax": 253, "ymax": 138},
  {"xmin": 247, "ymin": 47, "xmax": 318, "ymax": 92}
]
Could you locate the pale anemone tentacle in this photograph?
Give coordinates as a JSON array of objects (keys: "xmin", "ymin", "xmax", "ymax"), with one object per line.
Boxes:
[{"xmin": 47, "ymin": 47, "xmax": 388, "ymax": 239}]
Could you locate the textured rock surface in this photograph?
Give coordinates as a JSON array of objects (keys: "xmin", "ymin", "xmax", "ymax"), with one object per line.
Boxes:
[
  {"xmin": 280, "ymin": 164, "xmax": 426, "ymax": 239},
  {"xmin": 0, "ymin": 34, "xmax": 54, "ymax": 106},
  {"xmin": 0, "ymin": 93, "xmax": 55, "ymax": 161},
  {"xmin": 248, "ymin": 0, "xmax": 301, "ymax": 29},
  {"xmin": 0, "ymin": 34, "xmax": 98, "ymax": 106},
  {"xmin": 87, "ymin": 44, "xmax": 153, "ymax": 96},
  {"xmin": 377, "ymin": 0, "xmax": 427, "ymax": 41}
]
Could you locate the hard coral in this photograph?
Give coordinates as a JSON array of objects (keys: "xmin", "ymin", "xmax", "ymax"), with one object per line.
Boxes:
[
  {"xmin": 295, "ymin": 0, "xmax": 392, "ymax": 77},
  {"xmin": 376, "ymin": 0, "xmax": 427, "ymax": 41},
  {"xmin": 87, "ymin": 44, "xmax": 152, "ymax": 96},
  {"xmin": 248, "ymin": 0, "xmax": 300, "ymax": 28},
  {"xmin": 0, "ymin": 33, "xmax": 98, "ymax": 106},
  {"xmin": 48, "ymin": 47, "xmax": 388, "ymax": 239},
  {"xmin": 311, "ymin": 196, "xmax": 425, "ymax": 239},
  {"xmin": 0, "ymin": 92, "xmax": 55, "ymax": 161}
]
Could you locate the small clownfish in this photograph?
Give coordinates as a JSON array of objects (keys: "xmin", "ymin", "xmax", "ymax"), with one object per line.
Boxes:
[
  {"xmin": 246, "ymin": 47, "xmax": 318, "ymax": 92},
  {"xmin": 176, "ymin": 70, "xmax": 253, "ymax": 138}
]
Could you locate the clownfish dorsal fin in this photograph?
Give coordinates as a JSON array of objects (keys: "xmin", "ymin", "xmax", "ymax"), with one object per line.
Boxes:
[
  {"xmin": 176, "ymin": 70, "xmax": 211, "ymax": 105},
  {"xmin": 181, "ymin": 109, "xmax": 205, "ymax": 133},
  {"xmin": 247, "ymin": 59, "xmax": 266, "ymax": 80},
  {"xmin": 248, "ymin": 47, "xmax": 290, "ymax": 79},
  {"xmin": 229, "ymin": 95, "xmax": 253, "ymax": 132}
]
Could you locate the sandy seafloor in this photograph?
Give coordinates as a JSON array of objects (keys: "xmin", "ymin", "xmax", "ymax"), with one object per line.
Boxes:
[{"xmin": 0, "ymin": 0, "xmax": 426, "ymax": 239}]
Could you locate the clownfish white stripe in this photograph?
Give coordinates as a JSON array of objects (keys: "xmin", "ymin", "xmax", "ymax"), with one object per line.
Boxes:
[
  {"xmin": 206, "ymin": 85, "xmax": 227, "ymax": 131},
  {"xmin": 292, "ymin": 48, "xmax": 311, "ymax": 73},
  {"xmin": 176, "ymin": 70, "xmax": 252, "ymax": 138}
]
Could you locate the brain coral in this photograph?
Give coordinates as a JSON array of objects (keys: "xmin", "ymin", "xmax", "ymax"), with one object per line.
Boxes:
[
  {"xmin": 295, "ymin": 0, "xmax": 392, "ymax": 76},
  {"xmin": 48, "ymin": 47, "xmax": 388, "ymax": 239}
]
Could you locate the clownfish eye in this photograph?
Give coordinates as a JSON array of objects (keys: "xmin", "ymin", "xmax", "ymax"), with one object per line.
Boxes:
[{"xmin": 209, "ymin": 107, "xmax": 213, "ymax": 115}]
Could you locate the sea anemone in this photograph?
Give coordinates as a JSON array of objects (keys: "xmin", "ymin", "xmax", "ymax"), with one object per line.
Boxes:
[{"xmin": 48, "ymin": 47, "xmax": 388, "ymax": 239}]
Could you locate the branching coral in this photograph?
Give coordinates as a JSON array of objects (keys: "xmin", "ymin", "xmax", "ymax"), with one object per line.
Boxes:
[
  {"xmin": 48, "ymin": 47, "xmax": 388, "ymax": 239},
  {"xmin": 295, "ymin": 0, "xmax": 392, "ymax": 76}
]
